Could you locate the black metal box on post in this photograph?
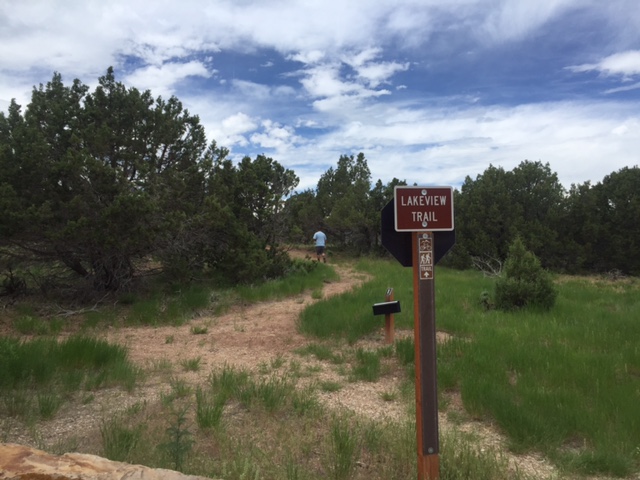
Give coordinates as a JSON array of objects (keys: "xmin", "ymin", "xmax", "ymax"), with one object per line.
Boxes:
[{"xmin": 372, "ymin": 301, "xmax": 401, "ymax": 316}]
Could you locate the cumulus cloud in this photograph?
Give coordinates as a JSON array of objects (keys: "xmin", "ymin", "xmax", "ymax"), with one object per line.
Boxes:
[
  {"xmin": 223, "ymin": 112, "xmax": 259, "ymax": 135},
  {"xmin": 207, "ymin": 112, "xmax": 259, "ymax": 147},
  {"xmin": 288, "ymin": 50, "xmax": 326, "ymax": 65},
  {"xmin": 123, "ymin": 61, "xmax": 213, "ymax": 97},
  {"xmin": 294, "ymin": 48, "xmax": 406, "ymax": 116},
  {"xmin": 356, "ymin": 61, "xmax": 410, "ymax": 88},
  {"xmin": 250, "ymin": 119, "xmax": 302, "ymax": 152}
]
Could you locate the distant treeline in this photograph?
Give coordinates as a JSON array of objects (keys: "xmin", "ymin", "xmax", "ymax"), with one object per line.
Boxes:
[
  {"xmin": 283, "ymin": 155, "xmax": 640, "ymax": 276},
  {"xmin": 1, "ymin": 69, "xmax": 638, "ymax": 298}
]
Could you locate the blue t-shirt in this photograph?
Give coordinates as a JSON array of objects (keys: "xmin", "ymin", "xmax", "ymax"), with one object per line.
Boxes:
[{"xmin": 313, "ymin": 231, "xmax": 326, "ymax": 247}]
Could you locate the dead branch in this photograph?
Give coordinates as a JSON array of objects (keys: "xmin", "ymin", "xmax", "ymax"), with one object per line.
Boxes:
[
  {"xmin": 471, "ymin": 255, "xmax": 503, "ymax": 277},
  {"xmin": 55, "ymin": 293, "xmax": 110, "ymax": 317}
]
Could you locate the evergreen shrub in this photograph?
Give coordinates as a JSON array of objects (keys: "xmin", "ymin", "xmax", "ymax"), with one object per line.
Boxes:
[{"xmin": 495, "ymin": 237, "xmax": 557, "ymax": 311}]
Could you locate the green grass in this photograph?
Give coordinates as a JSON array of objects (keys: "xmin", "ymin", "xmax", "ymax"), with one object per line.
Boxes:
[
  {"xmin": 350, "ymin": 348, "xmax": 382, "ymax": 382},
  {"xmin": 297, "ymin": 258, "xmax": 414, "ymax": 343},
  {"xmin": 195, "ymin": 387, "xmax": 226, "ymax": 429},
  {"xmin": 236, "ymin": 261, "xmax": 339, "ymax": 304},
  {"xmin": 319, "ymin": 380, "xmax": 343, "ymax": 392},
  {"xmin": 325, "ymin": 416, "xmax": 359, "ymax": 480},
  {"xmin": 294, "ymin": 343, "xmax": 345, "ymax": 364},
  {"xmin": 0, "ymin": 335, "xmax": 140, "ymax": 420},
  {"xmin": 123, "ymin": 284, "xmax": 213, "ymax": 326},
  {"xmin": 13, "ymin": 315, "xmax": 65, "ymax": 335},
  {"xmin": 180, "ymin": 357, "xmax": 202, "ymax": 372},
  {"xmin": 5, "ymin": 254, "xmax": 639, "ymax": 478},
  {"xmin": 434, "ymin": 272, "xmax": 640, "ymax": 477},
  {"xmin": 86, "ymin": 363, "xmax": 529, "ymax": 480},
  {"xmin": 112, "ymin": 259, "xmax": 337, "ymax": 327},
  {"xmin": 101, "ymin": 415, "xmax": 143, "ymax": 463},
  {"xmin": 190, "ymin": 325, "xmax": 208, "ymax": 335},
  {"xmin": 299, "ymin": 258, "xmax": 640, "ymax": 477},
  {"xmin": 0, "ymin": 336, "xmax": 138, "ymax": 391}
]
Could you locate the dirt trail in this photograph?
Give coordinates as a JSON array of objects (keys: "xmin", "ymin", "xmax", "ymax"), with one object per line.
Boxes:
[{"xmin": 103, "ymin": 257, "xmax": 368, "ymax": 384}]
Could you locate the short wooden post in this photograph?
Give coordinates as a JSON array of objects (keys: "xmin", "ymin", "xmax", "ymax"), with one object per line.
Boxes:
[{"xmin": 384, "ymin": 288, "xmax": 395, "ymax": 344}]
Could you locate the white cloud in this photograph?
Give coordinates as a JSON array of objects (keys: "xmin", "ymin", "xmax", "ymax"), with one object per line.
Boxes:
[
  {"xmin": 223, "ymin": 112, "xmax": 259, "ymax": 135},
  {"xmin": 295, "ymin": 51, "xmax": 404, "ymax": 115},
  {"xmin": 277, "ymin": 99, "xmax": 640, "ymax": 191},
  {"xmin": 230, "ymin": 80, "xmax": 297, "ymax": 105},
  {"xmin": 568, "ymin": 50, "xmax": 640, "ymax": 78},
  {"xmin": 206, "ymin": 112, "xmax": 259, "ymax": 147},
  {"xmin": 288, "ymin": 50, "xmax": 326, "ymax": 65},
  {"xmin": 356, "ymin": 61, "xmax": 410, "ymax": 88},
  {"xmin": 605, "ymin": 82, "xmax": 640, "ymax": 94},
  {"xmin": 300, "ymin": 64, "xmax": 358, "ymax": 98},
  {"xmin": 123, "ymin": 61, "xmax": 213, "ymax": 98},
  {"xmin": 339, "ymin": 48, "xmax": 410, "ymax": 88},
  {"xmin": 481, "ymin": 0, "xmax": 580, "ymax": 43},
  {"xmin": 250, "ymin": 120, "xmax": 302, "ymax": 152}
]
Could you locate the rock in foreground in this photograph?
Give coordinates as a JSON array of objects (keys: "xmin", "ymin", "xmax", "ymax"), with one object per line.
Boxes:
[{"xmin": 0, "ymin": 443, "xmax": 215, "ymax": 480}]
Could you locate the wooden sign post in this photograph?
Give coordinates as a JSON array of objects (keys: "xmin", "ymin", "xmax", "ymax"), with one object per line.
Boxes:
[
  {"xmin": 384, "ymin": 288, "xmax": 395, "ymax": 344},
  {"xmin": 382, "ymin": 186, "xmax": 454, "ymax": 480},
  {"xmin": 413, "ymin": 231, "xmax": 440, "ymax": 479},
  {"xmin": 372, "ymin": 290, "xmax": 401, "ymax": 345}
]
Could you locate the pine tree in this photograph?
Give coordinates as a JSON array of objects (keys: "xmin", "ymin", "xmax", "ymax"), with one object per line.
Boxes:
[{"xmin": 495, "ymin": 237, "xmax": 557, "ymax": 311}]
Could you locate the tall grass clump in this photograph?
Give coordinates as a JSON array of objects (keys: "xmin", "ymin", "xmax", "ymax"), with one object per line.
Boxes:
[
  {"xmin": 208, "ymin": 364, "xmax": 251, "ymax": 398},
  {"xmin": 0, "ymin": 336, "xmax": 139, "ymax": 412},
  {"xmin": 237, "ymin": 260, "xmax": 338, "ymax": 304},
  {"xmin": 101, "ymin": 416, "xmax": 143, "ymax": 462},
  {"xmin": 37, "ymin": 393, "xmax": 63, "ymax": 419},
  {"xmin": 124, "ymin": 284, "xmax": 212, "ymax": 326},
  {"xmin": 440, "ymin": 431, "xmax": 533, "ymax": 480},
  {"xmin": 324, "ymin": 416, "xmax": 359, "ymax": 480},
  {"xmin": 195, "ymin": 387, "xmax": 226, "ymax": 429},
  {"xmin": 295, "ymin": 343, "xmax": 344, "ymax": 364},
  {"xmin": 298, "ymin": 258, "xmax": 412, "ymax": 342},
  {"xmin": 350, "ymin": 348, "xmax": 381, "ymax": 382},
  {"xmin": 13, "ymin": 315, "xmax": 63, "ymax": 335},
  {"xmin": 395, "ymin": 337, "xmax": 414, "ymax": 366}
]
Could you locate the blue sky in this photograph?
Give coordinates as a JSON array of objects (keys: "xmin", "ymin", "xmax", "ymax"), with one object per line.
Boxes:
[{"xmin": 1, "ymin": 0, "xmax": 639, "ymax": 191}]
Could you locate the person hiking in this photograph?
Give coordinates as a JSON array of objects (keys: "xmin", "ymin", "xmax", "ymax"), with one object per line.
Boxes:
[{"xmin": 313, "ymin": 230, "xmax": 327, "ymax": 263}]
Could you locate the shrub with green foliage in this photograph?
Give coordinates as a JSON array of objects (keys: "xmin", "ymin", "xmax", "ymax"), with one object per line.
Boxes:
[
  {"xmin": 494, "ymin": 237, "xmax": 557, "ymax": 310},
  {"xmin": 0, "ymin": 69, "xmax": 298, "ymax": 295}
]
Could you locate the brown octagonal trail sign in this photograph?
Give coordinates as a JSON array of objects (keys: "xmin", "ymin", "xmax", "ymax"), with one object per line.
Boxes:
[{"xmin": 394, "ymin": 186, "xmax": 454, "ymax": 232}]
